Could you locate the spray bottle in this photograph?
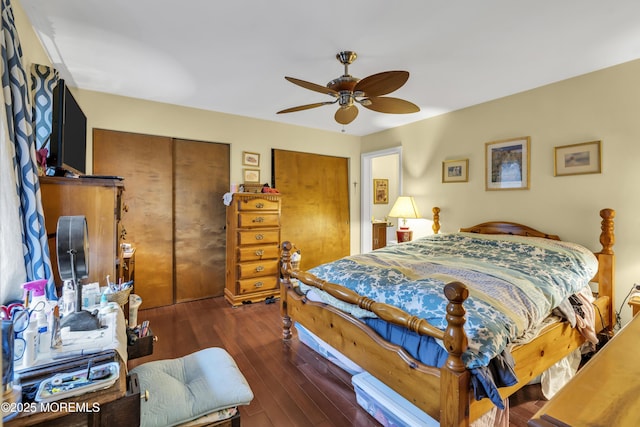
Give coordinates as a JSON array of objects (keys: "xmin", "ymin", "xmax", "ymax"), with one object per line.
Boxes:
[{"xmin": 22, "ymin": 279, "xmax": 48, "ymax": 311}]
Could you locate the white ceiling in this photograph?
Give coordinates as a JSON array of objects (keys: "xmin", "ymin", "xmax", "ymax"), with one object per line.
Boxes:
[{"xmin": 20, "ymin": 0, "xmax": 640, "ymax": 136}]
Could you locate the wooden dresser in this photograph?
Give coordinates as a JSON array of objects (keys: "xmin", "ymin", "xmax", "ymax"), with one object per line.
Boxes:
[
  {"xmin": 225, "ymin": 193, "xmax": 281, "ymax": 306},
  {"xmin": 40, "ymin": 176, "xmax": 125, "ymax": 291},
  {"xmin": 529, "ymin": 314, "xmax": 640, "ymax": 426}
]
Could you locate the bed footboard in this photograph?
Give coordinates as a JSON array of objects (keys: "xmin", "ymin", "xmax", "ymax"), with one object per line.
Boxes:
[{"xmin": 280, "ymin": 241, "xmax": 472, "ymax": 425}]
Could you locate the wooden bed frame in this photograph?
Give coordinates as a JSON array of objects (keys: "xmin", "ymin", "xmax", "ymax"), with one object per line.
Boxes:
[{"xmin": 279, "ymin": 208, "xmax": 615, "ymax": 426}]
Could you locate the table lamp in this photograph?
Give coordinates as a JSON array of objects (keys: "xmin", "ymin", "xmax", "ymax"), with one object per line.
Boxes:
[{"xmin": 388, "ymin": 196, "xmax": 421, "ymax": 242}]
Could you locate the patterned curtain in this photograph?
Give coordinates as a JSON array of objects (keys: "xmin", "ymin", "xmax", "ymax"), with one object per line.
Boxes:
[
  {"xmin": 1, "ymin": 0, "xmax": 54, "ymax": 301},
  {"xmin": 31, "ymin": 64, "xmax": 58, "ymax": 161}
]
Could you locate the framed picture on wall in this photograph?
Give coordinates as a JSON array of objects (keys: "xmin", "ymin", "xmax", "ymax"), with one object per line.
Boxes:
[
  {"xmin": 373, "ymin": 178, "xmax": 389, "ymax": 204},
  {"xmin": 243, "ymin": 168, "xmax": 260, "ymax": 183},
  {"xmin": 442, "ymin": 159, "xmax": 469, "ymax": 183},
  {"xmin": 554, "ymin": 140, "xmax": 601, "ymax": 176},
  {"xmin": 485, "ymin": 136, "xmax": 530, "ymax": 190},
  {"xmin": 242, "ymin": 151, "xmax": 260, "ymax": 167}
]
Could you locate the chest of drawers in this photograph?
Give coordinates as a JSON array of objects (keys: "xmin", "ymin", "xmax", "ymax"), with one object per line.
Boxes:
[{"xmin": 225, "ymin": 193, "xmax": 281, "ymax": 305}]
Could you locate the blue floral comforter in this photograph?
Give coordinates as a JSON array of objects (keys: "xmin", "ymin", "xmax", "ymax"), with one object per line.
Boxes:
[{"xmin": 302, "ymin": 232, "xmax": 597, "ymax": 390}]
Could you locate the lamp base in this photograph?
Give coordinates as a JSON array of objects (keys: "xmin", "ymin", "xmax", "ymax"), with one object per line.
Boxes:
[{"xmin": 396, "ymin": 227, "xmax": 413, "ymax": 243}]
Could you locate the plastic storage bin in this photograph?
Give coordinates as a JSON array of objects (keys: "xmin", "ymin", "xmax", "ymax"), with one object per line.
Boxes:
[
  {"xmin": 352, "ymin": 372, "xmax": 438, "ymax": 427},
  {"xmin": 295, "ymin": 322, "xmax": 364, "ymax": 376}
]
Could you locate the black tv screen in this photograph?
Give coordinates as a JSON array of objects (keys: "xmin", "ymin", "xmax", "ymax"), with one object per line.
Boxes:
[{"xmin": 48, "ymin": 79, "xmax": 87, "ymax": 175}]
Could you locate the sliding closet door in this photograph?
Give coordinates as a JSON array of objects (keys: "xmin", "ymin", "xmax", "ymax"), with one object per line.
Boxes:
[
  {"xmin": 94, "ymin": 130, "xmax": 230, "ymax": 308},
  {"xmin": 93, "ymin": 129, "xmax": 174, "ymax": 308},
  {"xmin": 174, "ymin": 139, "xmax": 229, "ymax": 302},
  {"xmin": 273, "ymin": 149, "xmax": 350, "ymax": 269}
]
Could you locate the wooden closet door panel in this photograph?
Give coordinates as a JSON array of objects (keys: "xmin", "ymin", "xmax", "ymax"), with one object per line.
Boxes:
[
  {"xmin": 174, "ymin": 139, "xmax": 229, "ymax": 302},
  {"xmin": 273, "ymin": 149, "xmax": 350, "ymax": 269},
  {"xmin": 93, "ymin": 129, "xmax": 174, "ymax": 308}
]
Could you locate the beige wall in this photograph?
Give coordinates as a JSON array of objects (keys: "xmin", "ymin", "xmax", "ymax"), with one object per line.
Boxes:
[{"xmin": 363, "ymin": 59, "xmax": 640, "ymax": 325}]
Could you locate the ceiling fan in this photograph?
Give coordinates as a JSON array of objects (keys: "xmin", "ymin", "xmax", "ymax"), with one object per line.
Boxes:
[{"xmin": 277, "ymin": 51, "xmax": 420, "ymax": 125}]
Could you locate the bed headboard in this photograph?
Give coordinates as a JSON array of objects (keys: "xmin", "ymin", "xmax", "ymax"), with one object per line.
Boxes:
[{"xmin": 459, "ymin": 221, "xmax": 561, "ymax": 240}]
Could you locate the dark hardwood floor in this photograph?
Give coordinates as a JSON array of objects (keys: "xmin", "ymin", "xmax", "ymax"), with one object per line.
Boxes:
[{"xmin": 128, "ymin": 297, "xmax": 545, "ymax": 426}]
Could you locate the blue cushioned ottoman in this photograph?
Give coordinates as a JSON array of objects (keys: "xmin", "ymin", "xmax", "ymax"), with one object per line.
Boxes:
[{"xmin": 130, "ymin": 347, "xmax": 254, "ymax": 427}]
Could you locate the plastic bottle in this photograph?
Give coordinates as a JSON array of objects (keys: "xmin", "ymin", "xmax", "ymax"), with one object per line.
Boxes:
[
  {"xmin": 61, "ymin": 280, "xmax": 75, "ymax": 316},
  {"xmin": 129, "ymin": 294, "xmax": 142, "ymax": 327},
  {"xmin": 36, "ymin": 310, "xmax": 50, "ymax": 357},
  {"xmin": 22, "ymin": 316, "xmax": 38, "ymax": 368}
]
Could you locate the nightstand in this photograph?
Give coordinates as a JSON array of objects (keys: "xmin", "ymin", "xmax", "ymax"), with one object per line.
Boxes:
[{"xmin": 628, "ymin": 295, "xmax": 640, "ymax": 317}]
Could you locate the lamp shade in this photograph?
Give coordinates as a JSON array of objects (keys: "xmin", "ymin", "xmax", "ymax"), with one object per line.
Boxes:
[
  {"xmin": 388, "ymin": 196, "xmax": 421, "ymax": 242},
  {"xmin": 388, "ymin": 196, "xmax": 421, "ymax": 220}
]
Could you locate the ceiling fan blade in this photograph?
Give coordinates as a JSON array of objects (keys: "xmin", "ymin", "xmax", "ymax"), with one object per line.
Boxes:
[
  {"xmin": 277, "ymin": 101, "xmax": 335, "ymax": 114},
  {"xmin": 362, "ymin": 97, "xmax": 420, "ymax": 114},
  {"xmin": 335, "ymin": 105, "xmax": 358, "ymax": 125},
  {"xmin": 285, "ymin": 77, "xmax": 339, "ymax": 97},
  {"xmin": 354, "ymin": 71, "xmax": 409, "ymax": 97}
]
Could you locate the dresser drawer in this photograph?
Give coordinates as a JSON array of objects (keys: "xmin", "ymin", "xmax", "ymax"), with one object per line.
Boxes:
[
  {"xmin": 237, "ymin": 212, "xmax": 280, "ymax": 228},
  {"xmin": 237, "ymin": 229, "xmax": 279, "ymax": 245},
  {"xmin": 238, "ymin": 276, "xmax": 279, "ymax": 294},
  {"xmin": 237, "ymin": 245, "xmax": 280, "ymax": 262},
  {"xmin": 236, "ymin": 197, "xmax": 280, "ymax": 212},
  {"xmin": 237, "ymin": 260, "xmax": 279, "ymax": 279}
]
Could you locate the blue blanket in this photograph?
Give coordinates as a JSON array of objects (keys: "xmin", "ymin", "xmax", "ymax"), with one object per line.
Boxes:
[{"xmin": 301, "ymin": 232, "xmax": 598, "ymax": 405}]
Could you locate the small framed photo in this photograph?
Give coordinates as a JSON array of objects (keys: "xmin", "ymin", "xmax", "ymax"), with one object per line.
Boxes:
[
  {"xmin": 485, "ymin": 136, "xmax": 530, "ymax": 191},
  {"xmin": 243, "ymin": 168, "xmax": 260, "ymax": 183},
  {"xmin": 554, "ymin": 140, "xmax": 601, "ymax": 177},
  {"xmin": 442, "ymin": 159, "xmax": 469, "ymax": 183},
  {"xmin": 242, "ymin": 151, "xmax": 260, "ymax": 167},
  {"xmin": 373, "ymin": 178, "xmax": 389, "ymax": 204}
]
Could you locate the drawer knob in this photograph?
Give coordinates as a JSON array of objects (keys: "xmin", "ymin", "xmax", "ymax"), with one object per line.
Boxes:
[
  {"xmin": 254, "ymin": 281, "xmax": 263, "ymax": 288},
  {"xmin": 255, "ymin": 250, "xmax": 264, "ymax": 256},
  {"xmin": 255, "ymin": 202, "xmax": 264, "ymax": 208},
  {"xmin": 255, "ymin": 234, "xmax": 264, "ymax": 240},
  {"xmin": 253, "ymin": 216, "xmax": 265, "ymax": 223},
  {"xmin": 255, "ymin": 265, "xmax": 265, "ymax": 272}
]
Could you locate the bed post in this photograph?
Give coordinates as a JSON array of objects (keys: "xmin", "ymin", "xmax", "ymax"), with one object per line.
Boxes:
[
  {"xmin": 440, "ymin": 281, "xmax": 471, "ymax": 427},
  {"xmin": 280, "ymin": 241, "xmax": 293, "ymax": 340},
  {"xmin": 433, "ymin": 207, "xmax": 441, "ymax": 234},
  {"xmin": 597, "ymin": 208, "xmax": 615, "ymax": 330}
]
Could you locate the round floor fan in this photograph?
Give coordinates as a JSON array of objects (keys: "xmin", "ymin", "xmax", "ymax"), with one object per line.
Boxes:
[{"xmin": 57, "ymin": 215, "xmax": 100, "ymax": 331}]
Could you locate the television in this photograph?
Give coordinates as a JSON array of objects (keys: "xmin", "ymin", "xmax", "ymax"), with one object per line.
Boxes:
[{"xmin": 47, "ymin": 79, "xmax": 87, "ymax": 175}]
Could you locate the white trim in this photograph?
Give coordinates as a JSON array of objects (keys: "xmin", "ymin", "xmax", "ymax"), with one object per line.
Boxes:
[{"xmin": 360, "ymin": 146, "xmax": 402, "ymax": 253}]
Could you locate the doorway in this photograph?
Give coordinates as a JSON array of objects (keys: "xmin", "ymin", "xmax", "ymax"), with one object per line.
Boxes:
[{"xmin": 360, "ymin": 147, "xmax": 402, "ymax": 253}]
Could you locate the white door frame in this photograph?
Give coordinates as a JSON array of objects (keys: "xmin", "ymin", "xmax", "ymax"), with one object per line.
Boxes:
[{"xmin": 360, "ymin": 146, "xmax": 403, "ymax": 253}]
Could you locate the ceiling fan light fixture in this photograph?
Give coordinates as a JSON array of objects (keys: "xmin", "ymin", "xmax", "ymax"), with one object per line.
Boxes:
[
  {"xmin": 278, "ymin": 51, "xmax": 419, "ymax": 125},
  {"xmin": 338, "ymin": 91, "xmax": 354, "ymax": 107}
]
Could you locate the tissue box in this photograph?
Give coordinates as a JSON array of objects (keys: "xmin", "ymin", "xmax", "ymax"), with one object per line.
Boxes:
[{"xmin": 351, "ymin": 372, "xmax": 437, "ymax": 427}]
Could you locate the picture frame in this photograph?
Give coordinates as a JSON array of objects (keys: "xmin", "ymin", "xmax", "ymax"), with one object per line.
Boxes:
[
  {"xmin": 242, "ymin": 151, "xmax": 260, "ymax": 167},
  {"xmin": 485, "ymin": 136, "xmax": 530, "ymax": 191},
  {"xmin": 373, "ymin": 178, "xmax": 389, "ymax": 204},
  {"xmin": 442, "ymin": 159, "xmax": 469, "ymax": 183},
  {"xmin": 554, "ymin": 140, "xmax": 601, "ymax": 177},
  {"xmin": 243, "ymin": 168, "xmax": 260, "ymax": 183}
]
